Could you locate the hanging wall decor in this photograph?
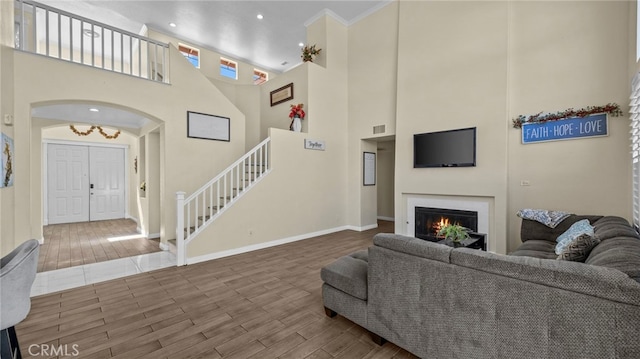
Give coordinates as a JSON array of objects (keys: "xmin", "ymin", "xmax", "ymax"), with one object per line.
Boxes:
[{"xmin": 1, "ymin": 133, "xmax": 14, "ymax": 187}]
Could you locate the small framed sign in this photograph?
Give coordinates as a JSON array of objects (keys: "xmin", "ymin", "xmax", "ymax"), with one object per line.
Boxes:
[
  {"xmin": 363, "ymin": 152, "xmax": 376, "ymax": 186},
  {"xmin": 187, "ymin": 111, "xmax": 230, "ymax": 142},
  {"xmin": 304, "ymin": 139, "xmax": 326, "ymax": 151}
]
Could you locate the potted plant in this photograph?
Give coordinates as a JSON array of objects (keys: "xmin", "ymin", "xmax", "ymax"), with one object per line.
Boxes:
[
  {"xmin": 301, "ymin": 44, "xmax": 321, "ymax": 62},
  {"xmin": 437, "ymin": 223, "xmax": 470, "ymax": 244},
  {"xmin": 289, "ymin": 103, "xmax": 305, "ymax": 132}
]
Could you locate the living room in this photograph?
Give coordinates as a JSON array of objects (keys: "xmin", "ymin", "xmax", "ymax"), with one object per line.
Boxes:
[{"xmin": 1, "ymin": 0, "xmax": 638, "ymax": 357}]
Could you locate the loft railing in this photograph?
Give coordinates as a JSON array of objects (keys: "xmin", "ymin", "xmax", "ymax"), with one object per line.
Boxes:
[
  {"xmin": 175, "ymin": 138, "xmax": 271, "ymax": 265},
  {"xmin": 14, "ymin": 0, "xmax": 169, "ymax": 83}
]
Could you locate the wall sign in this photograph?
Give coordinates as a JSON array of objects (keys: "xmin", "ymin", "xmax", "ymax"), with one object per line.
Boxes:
[
  {"xmin": 363, "ymin": 152, "xmax": 376, "ymax": 186},
  {"xmin": 521, "ymin": 113, "xmax": 608, "ymax": 144},
  {"xmin": 304, "ymin": 139, "xmax": 325, "ymax": 151}
]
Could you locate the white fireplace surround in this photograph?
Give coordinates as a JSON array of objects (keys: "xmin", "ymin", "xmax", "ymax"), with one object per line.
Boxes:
[{"xmin": 407, "ymin": 197, "xmax": 490, "ymax": 251}]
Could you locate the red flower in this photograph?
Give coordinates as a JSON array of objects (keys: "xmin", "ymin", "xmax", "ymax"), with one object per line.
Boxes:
[{"xmin": 289, "ymin": 103, "xmax": 306, "ymax": 119}]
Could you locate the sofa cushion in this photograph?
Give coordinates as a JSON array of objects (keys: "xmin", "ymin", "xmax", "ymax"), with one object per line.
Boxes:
[
  {"xmin": 557, "ymin": 233, "xmax": 600, "ymax": 262},
  {"xmin": 320, "ymin": 255, "xmax": 368, "ymax": 300},
  {"xmin": 373, "ymin": 233, "xmax": 452, "ymax": 263},
  {"xmin": 555, "ymin": 219, "xmax": 594, "ymax": 255},
  {"xmin": 509, "ymin": 240, "xmax": 557, "ymax": 259},
  {"xmin": 451, "ymin": 248, "xmax": 640, "ymax": 304},
  {"xmin": 520, "ymin": 215, "xmax": 603, "ymax": 243},
  {"xmin": 586, "ymin": 237, "xmax": 640, "ymax": 281}
]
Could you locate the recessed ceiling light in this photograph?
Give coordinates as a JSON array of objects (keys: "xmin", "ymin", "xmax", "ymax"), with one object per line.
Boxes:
[
  {"xmin": 89, "ymin": 108, "xmax": 99, "ymax": 112},
  {"xmin": 298, "ymin": 43, "xmax": 304, "ymax": 47},
  {"xmin": 256, "ymin": 14, "xmax": 263, "ymax": 20},
  {"xmin": 169, "ymin": 22, "xmax": 176, "ymax": 27}
]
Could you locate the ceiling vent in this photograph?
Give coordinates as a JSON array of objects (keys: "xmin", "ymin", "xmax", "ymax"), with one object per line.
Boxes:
[{"xmin": 373, "ymin": 124, "xmax": 386, "ymax": 134}]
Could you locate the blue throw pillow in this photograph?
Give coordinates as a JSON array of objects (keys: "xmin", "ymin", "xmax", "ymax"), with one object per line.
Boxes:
[{"xmin": 555, "ymin": 219, "xmax": 594, "ymax": 255}]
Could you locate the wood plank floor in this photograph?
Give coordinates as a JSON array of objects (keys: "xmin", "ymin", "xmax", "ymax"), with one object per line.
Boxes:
[
  {"xmin": 39, "ymin": 219, "xmax": 161, "ymax": 273},
  {"xmin": 19, "ymin": 221, "xmax": 419, "ymax": 358}
]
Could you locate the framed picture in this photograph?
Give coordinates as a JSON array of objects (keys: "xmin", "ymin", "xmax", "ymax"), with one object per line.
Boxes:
[
  {"xmin": 1, "ymin": 133, "xmax": 14, "ymax": 188},
  {"xmin": 363, "ymin": 152, "xmax": 376, "ymax": 186},
  {"xmin": 270, "ymin": 83, "xmax": 294, "ymax": 106},
  {"xmin": 187, "ymin": 111, "xmax": 230, "ymax": 142}
]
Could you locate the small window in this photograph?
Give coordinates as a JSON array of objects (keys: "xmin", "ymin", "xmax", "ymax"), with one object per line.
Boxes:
[
  {"xmin": 179, "ymin": 44, "xmax": 200, "ymax": 68},
  {"xmin": 220, "ymin": 57, "xmax": 237, "ymax": 80},
  {"xmin": 253, "ymin": 69, "xmax": 268, "ymax": 85}
]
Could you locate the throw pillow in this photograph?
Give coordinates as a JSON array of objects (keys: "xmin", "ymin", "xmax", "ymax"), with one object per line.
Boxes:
[
  {"xmin": 557, "ymin": 233, "xmax": 600, "ymax": 262},
  {"xmin": 555, "ymin": 219, "xmax": 594, "ymax": 255}
]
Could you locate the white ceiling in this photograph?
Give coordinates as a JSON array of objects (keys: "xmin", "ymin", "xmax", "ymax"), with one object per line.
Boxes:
[
  {"xmin": 33, "ymin": 0, "xmax": 391, "ymax": 130},
  {"xmin": 37, "ymin": 0, "xmax": 391, "ymax": 73}
]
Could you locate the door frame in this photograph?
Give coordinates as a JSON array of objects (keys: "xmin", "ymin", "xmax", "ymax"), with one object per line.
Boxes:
[{"xmin": 43, "ymin": 139, "xmax": 129, "ymax": 226}]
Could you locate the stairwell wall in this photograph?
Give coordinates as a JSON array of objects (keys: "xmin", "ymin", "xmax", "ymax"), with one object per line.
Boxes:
[{"xmin": 10, "ymin": 44, "xmax": 245, "ymax": 249}]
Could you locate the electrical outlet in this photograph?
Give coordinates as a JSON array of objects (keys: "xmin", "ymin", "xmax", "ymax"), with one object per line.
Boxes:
[{"xmin": 520, "ymin": 180, "xmax": 531, "ymax": 186}]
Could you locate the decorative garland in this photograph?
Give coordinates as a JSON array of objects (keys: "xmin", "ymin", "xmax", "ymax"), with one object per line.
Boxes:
[
  {"xmin": 69, "ymin": 125, "xmax": 121, "ymax": 139},
  {"xmin": 512, "ymin": 103, "xmax": 623, "ymax": 129}
]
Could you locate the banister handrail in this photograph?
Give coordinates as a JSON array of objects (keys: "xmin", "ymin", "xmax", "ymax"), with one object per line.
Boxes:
[
  {"xmin": 184, "ymin": 137, "xmax": 271, "ymax": 203},
  {"xmin": 16, "ymin": 0, "xmax": 168, "ymax": 47},
  {"xmin": 176, "ymin": 137, "xmax": 271, "ymax": 265},
  {"xmin": 14, "ymin": 0, "xmax": 170, "ymax": 83}
]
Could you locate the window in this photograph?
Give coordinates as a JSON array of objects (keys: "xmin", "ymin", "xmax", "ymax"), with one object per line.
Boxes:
[
  {"xmin": 179, "ymin": 44, "xmax": 200, "ymax": 68},
  {"xmin": 631, "ymin": 73, "xmax": 640, "ymax": 230},
  {"xmin": 220, "ymin": 57, "xmax": 237, "ymax": 80},
  {"xmin": 253, "ymin": 69, "xmax": 268, "ymax": 85}
]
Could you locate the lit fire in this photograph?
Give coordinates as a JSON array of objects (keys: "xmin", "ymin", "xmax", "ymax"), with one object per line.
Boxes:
[{"xmin": 433, "ymin": 217, "xmax": 461, "ymax": 235}]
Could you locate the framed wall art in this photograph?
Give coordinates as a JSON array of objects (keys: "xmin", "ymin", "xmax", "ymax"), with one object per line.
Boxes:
[
  {"xmin": 270, "ymin": 83, "xmax": 294, "ymax": 106},
  {"xmin": 187, "ymin": 111, "xmax": 230, "ymax": 142}
]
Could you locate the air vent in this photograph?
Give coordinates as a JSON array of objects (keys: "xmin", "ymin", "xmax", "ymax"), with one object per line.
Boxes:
[{"xmin": 373, "ymin": 125, "xmax": 386, "ymax": 134}]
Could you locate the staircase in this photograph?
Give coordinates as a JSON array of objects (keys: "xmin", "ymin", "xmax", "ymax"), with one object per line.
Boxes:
[{"xmin": 175, "ymin": 137, "xmax": 271, "ymax": 265}]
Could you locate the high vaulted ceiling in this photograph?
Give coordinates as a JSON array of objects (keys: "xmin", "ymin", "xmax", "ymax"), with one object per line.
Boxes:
[{"xmin": 37, "ymin": 0, "xmax": 392, "ymax": 74}]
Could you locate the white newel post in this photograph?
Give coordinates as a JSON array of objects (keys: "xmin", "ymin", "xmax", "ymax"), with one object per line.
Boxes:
[{"xmin": 176, "ymin": 191, "xmax": 186, "ymax": 266}]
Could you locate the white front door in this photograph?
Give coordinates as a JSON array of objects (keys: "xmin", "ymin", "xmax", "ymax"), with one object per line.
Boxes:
[
  {"xmin": 47, "ymin": 144, "xmax": 90, "ymax": 224},
  {"xmin": 47, "ymin": 144, "xmax": 125, "ymax": 224},
  {"xmin": 89, "ymin": 146, "xmax": 125, "ymax": 221}
]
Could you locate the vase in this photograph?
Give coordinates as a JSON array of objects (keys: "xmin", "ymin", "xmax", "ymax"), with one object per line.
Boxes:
[{"xmin": 292, "ymin": 117, "xmax": 302, "ymax": 132}]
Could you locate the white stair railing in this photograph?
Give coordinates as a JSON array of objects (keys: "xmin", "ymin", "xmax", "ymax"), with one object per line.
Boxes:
[
  {"xmin": 175, "ymin": 137, "xmax": 271, "ymax": 265},
  {"xmin": 14, "ymin": 0, "xmax": 169, "ymax": 83}
]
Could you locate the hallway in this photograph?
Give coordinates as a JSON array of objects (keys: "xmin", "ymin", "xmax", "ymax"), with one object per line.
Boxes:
[{"xmin": 38, "ymin": 219, "xmax": 161, "ymax": 272}]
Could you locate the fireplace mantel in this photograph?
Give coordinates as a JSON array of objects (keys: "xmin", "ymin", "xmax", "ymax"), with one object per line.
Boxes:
[{"xmin": 407, "ymin": 196, "xmax": 491, "ymax": 251}]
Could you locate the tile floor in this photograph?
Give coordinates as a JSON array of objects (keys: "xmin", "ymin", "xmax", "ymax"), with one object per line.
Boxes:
[{"xmin": 30, "ymin": 251, "xmax": 176, "ymax": 297}]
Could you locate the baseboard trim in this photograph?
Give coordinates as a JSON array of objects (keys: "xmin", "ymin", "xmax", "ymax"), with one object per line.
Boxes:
[
  {"xmin": 148, "ymin": 232, "xmax": 160, "ymax": 239},
  {"xmin": 377, "ymin": 216, "xmax": 395, "ymax": 222},
  {"xmin": 186, "ymin": 225, "xmax": 356, "ymax": 265},
  {"xmin": 344, "ymin": 223, "xmax": 378, "ymax": 232},
  {"xmin": 159, "ymin": 242, "xmax": 169, "ymax": 251}
]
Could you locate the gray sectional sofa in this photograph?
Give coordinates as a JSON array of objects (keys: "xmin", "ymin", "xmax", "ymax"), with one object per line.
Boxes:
[{"xmin": 321, "ymin": 215, "xmax": 640, "ymax": 358}]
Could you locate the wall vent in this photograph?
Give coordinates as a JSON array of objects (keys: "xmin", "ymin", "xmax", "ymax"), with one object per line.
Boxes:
[{"xmin": 373, "ymin": 125, "xmax": 386, "ymax": 134}]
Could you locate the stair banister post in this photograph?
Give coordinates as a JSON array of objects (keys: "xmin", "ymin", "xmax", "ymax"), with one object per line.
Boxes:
[{"xmin": 176, "ymin": 191, "xmax": 186, "ymax": 266}]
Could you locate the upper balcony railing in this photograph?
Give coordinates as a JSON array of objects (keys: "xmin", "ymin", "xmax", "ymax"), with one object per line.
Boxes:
[{"xmin": 14, "ymin": 0, "xmax": 170, "ymax": 83}]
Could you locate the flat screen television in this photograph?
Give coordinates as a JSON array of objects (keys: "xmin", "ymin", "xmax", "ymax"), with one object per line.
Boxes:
[{"xmin": 413, "ymin": 127, "xmax": 476, "ymax": 168}]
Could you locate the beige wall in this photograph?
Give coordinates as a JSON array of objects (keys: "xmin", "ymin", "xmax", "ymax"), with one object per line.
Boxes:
[
  {"xmin": 8, "ymin": 44, "xmax": 245, "ymax": 252},
  {"xmin": 347, "ymin": 2, "xmax": 399, "ymax": 228},
  {"xmin": 387, "ymin": 0, "xmax": 631, "ymax": 254},
  {"xmin": 394, "ymin": 1, "xmax": 509, "ymax": 253},
  {"xmin": 506, "ymin": 1, "xmax": 631, "ymax": 251}
]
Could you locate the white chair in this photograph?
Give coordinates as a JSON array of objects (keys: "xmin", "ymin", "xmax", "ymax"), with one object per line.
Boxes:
[{"xmin": 0, "ymin": 239, "xmax": 39, "ymax": 359}]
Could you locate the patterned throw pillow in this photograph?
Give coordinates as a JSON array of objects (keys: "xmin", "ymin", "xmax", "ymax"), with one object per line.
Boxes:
[
  {"xmin": 555, "ymin": 219, "xmax": 595, "ymax": 255},
  {"xmin": 557, "ymin": 233, "xmax": 601, "ymax": 262}
]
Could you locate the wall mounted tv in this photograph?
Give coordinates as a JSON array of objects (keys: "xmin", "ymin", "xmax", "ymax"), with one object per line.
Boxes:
[{"xmin": 413, "ymin": 127, "xmax": 476, "ymax": 168}]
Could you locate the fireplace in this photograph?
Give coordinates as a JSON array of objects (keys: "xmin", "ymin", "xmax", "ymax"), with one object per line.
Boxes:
[{"xmin": 415, "ymin": 207, "xmax": 478, "ymax": 242}]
